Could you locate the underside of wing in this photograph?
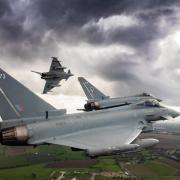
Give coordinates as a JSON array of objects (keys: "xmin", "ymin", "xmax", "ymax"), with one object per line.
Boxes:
[
  {"xmin": 42, "ymin": 124, "xmax": 143, "ymax": 150},
  {"xmin": 43, "ymin": 79, "xmax": 61, "ymax": 94},
  {"xmin": 49, "ymin": 57, "xmax": 65, "ymax": 73}
]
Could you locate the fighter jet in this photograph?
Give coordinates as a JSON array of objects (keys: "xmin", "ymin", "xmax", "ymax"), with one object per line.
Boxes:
[
  {"xmin": 0, "ymin": 68, "xmax": 179, "ymax": 157},
  {"xmin": 78, "ymin": 77, "xmax": 162, "ymax": 111},
  {"xmin": 32, "ymin": 57, "xmax": 73, "ymax": 94}
]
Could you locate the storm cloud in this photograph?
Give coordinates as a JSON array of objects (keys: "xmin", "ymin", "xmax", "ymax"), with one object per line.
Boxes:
[{"xmin": 1, "ymin": 0, "xmax": 180, "ymax": 105}]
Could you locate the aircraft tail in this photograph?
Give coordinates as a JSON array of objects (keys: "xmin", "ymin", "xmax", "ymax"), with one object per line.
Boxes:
[
  {"xmin": 0, "ymin": 68, "xmax": 55, "ymax": 120},
  {"xmin": 78, "ymin": 77, "xmax": 109, "ymax": 100}
]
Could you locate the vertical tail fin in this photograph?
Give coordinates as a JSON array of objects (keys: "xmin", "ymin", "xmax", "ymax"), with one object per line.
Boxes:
[
  {"xmin": 0, "ymin": 68, "xmax": 55, "ymax": 120},
  {"xmin": 78, "ymin": 77, "xmax": 109, "ymax": 100}
]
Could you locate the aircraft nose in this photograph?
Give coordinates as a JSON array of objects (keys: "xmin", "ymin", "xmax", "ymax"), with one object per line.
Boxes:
[
  {"xmin": 156, "ymin": 98, "xmax": 162, "ymax": 102},
  {"xmin": 168, "ymin": 108, "xmax": 180, "ymax": 118}
]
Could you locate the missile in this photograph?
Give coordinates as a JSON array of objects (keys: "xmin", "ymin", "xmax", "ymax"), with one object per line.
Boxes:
[
  {"xmin": 133, "ymin": 138, "xmax": 159, "ymax": 148},
  {"xmin": 86, "ymin": 144, "xmax": 140, "ymax": 157}
]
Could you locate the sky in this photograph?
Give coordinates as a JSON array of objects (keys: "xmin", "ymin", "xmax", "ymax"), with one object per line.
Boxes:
[{"xmin": 1, "ymin": 0, "xmax": 180, "ymax": 112}]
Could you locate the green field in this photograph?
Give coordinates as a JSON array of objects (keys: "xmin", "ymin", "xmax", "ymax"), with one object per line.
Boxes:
[
  {"xmin": 0, "ymin": 145, "xmax": 123, "ymax": 179},
  {"xmin": 0, "ymin": 164, "xmax": 53, "ymax": 180},
  {"xmin": 125, "ymin": 159, "xmax": 179, "ymax": 179},
  {"xmin": 0, "ymin": 145, "xmax": 179, "ymax": 179},
  {"xmin": 0, "ymin": 145, "xmax": 86, "ymax": 169},
  {"xmin": 92, "ymin": 158, "xmax": 122, "ymax": 172},
  {"xmin": 144, "ymin": 160, "xmax": 177, "ymax": 176}
]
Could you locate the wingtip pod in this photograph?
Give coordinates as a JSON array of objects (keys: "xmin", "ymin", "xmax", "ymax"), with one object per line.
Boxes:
[
  {"xmin": 86, "ymin": 144, "xmax": 140, "ymax": 157},
  {"xmin": 133, "ymin": 138, "xmax": 159, "ymax": 149}
]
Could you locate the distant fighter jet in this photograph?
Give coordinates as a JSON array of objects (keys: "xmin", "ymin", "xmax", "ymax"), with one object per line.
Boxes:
[
  {"xmin": 32, "ymin": 57, "xmax": 73, "ymax": 94},
  {"xmin": 0, "ymin": 68, "xmax": 179, "ymax": 157},
  {"xmin": 78, "ymin": 77, "xmax": 162, "ymax": 111}
]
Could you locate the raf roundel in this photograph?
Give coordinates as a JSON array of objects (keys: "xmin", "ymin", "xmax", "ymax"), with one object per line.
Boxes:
[{"xmin": 0, "ymin": 74, "xmax": 6, "ymax": 80}]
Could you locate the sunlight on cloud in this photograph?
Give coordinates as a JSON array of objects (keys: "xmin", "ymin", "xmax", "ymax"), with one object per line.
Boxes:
[
  {"xmin": 38, "ymin": 94, "xmax": 86, "ymax": 114},
  {"xmin": 83, "ymin": 15, "xmax": 141, "ymax": 32},
  {"xmin": 173, "ymin": 31, "xmax": 180, "ymax": 46},
  {"xmin": 174, "ymin": 68, "xmax": 180, "ymax": 75},
  {"xmin": 60, "ymin": 42, "xmax": 135, "ymax": 64},
  {"xmin": 155, "ymin": 31, "xmax": 180, "ymax": 69}
]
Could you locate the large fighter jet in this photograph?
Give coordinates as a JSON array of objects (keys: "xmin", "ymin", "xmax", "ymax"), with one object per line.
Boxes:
[
  {"xmin": 32, "ymin": 57, "xmax": 73, "ymax": 94},
  {"xmin": 78, "ymin": 77, "xmax": 161, "ymax": 111},
  {"xmin": 0, "ymin": 68, "xmax": 179, "ymax": 157}
]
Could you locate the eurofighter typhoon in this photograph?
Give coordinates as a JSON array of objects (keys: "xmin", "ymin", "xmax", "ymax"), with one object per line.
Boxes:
[
  {"xmin": 78, "ymin": 77, "xmax": 162, "ymax": 111},
  {"xmin": 0, "ymin": 69, "xmax": 179, "ymax": 157},
  {"xmin": 32, "ymin": 57, "xmax": 73, "ymax": 94}
]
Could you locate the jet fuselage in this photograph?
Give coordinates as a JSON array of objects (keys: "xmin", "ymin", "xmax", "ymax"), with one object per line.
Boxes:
[
  {"xmin": 84, "ymin": 94, "xmax": 161, "ymax": 111},
  {"xmin": 0, "ymin": 104, "xmax": 178, "ymax": 147},
  {"xmin": 41, "ymin": 72, "xmax": 72, "ymax": 80}
]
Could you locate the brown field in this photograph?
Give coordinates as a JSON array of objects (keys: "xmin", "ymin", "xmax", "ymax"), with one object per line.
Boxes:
[
  {"xmin": 160, "ymin": 158, "xmax": 180, "ymax": 169},
  {"xmin": 140, "ymin": 133, "xmax": 180, "ymax": 149},
  {"xmin": 160, "ymin": 158, "xmax": 180, "ymax": 176},
  {"xmin": 5, "ymin": 147, "xmax": 27, "ymax": 156},
  {"xmin": 124, "ymin": 164, "xmax": 157, "ymax": 176}
]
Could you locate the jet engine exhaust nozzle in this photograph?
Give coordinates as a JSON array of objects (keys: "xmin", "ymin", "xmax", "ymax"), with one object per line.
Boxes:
[{"xmin": 0, "ymin": 126, "xmax": 29, "ymax": 145}]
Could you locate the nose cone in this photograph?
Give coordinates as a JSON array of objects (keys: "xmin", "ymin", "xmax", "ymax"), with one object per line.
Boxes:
[
  {"xmin": 168, "ymin": 108, "xmax": 180, "ymax": 118},
  {"xmin": 156, "ymin": 98, "xmax": 162, "ymax": 102}
]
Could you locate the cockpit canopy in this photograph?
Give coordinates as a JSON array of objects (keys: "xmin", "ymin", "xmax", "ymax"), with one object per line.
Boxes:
[
  {"xmin": 137, "ymin": 100, "xmax": 162, "ymax": 108},
  {"xmin": 140, "ymin": 93, "xmax": 162, "ymax": 102},
  {"xmin": 141, "ymin": 93, "xmax": 151, "ymax": 96}
]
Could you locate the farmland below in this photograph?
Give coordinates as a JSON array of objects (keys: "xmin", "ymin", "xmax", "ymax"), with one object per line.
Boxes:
[{"xmin": 0, "ymin": 133, "xmax": 179, "ymax": 179}]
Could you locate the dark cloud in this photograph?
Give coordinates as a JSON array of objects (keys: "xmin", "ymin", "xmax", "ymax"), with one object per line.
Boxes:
[
  {"xmin": 0, "ymin": 0, "xmax": 179, "ymax": 52},
  {"xmin": 36, "ymin": 0, "xmax": 179, "ymax": 26},
  {"xmin": 0, "ymin": 1, "xmax": 25, "ymax": 42},
  {"xmin": 0, "ymin": 0, "xmax": 11, "ymax": 17},
  {"xmin": 0, "ymin": 0, "xmax": 180, "ymax": 104}
]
